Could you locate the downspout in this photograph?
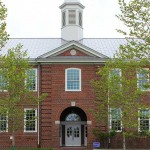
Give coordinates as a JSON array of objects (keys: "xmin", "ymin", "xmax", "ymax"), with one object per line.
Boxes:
[
  {"xmin": 37, "ymin": 62, "xmax": 41, "ymax": 147},
  {"xmin": 108, "ymin": 89, "xmax": 110, "ymax": 148}
]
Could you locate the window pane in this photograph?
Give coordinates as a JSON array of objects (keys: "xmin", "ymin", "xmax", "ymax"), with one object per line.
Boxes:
[
  {"xmin": 66, "ymin": 69, "xmax": 80, "ymax": 91},
  {"xmin": 0, "ymin": 74, "xmax": 7, "ymax": 91},
  {"xmin": 140, "ymin": 110, "xmax": 150, "ymax": 131},
  {"xmin": 0, "ymin": 113, "xmax": 7, "ymax": 132},
  {"xmin": 69, "ymin": 10, "xmax": 76, "ymax": 24},
  {"xmin": 110, "ymin": 108, "xmax": 122, "ymax": 131},
  {"xmin": 66, "ymin": 113, "xmax": 81, "ymax": 121},
  {"xmin": 26, "ymin": 69, "xmax": 37, "ymax": 91},
  {"xmin": 62, "ymin": 11, "xmax": 66, "ymax": 27},
  {"xmin": 79, "ymin": 12, "xmax": 82, "ymax": 26},
  {"xmin": 137, "ymin": 69, "xmax": 149, "ymax": 91},
  {"xmin": 24, "ymin": 109, "xmax": 37, "ymax": 132}
]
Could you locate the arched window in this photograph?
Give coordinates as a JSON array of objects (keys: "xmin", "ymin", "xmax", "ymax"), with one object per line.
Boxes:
[
  {"xmin": 65, "ymin": 68, "xmax": 81, "ymax": 91},
  {"xmin": 65, "ymin": 113, "xmax": 81, "ymax": 121}
]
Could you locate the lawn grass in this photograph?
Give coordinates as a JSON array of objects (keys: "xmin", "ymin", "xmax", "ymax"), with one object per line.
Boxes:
[
  {"xmin": 0, "ymin": 147, "xmax": 54, "ymax": 150},
  {"xmin": 7, "ymin": 148, "xmax": 54, "ymax": 150}
]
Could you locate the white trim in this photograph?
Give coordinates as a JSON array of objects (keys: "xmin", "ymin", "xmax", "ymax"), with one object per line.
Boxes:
[
  {"xmin": 38, "ymin": 41, "xmax": 108, "ymax": 59},
  {"xmin": 24, "ymin": 108, "xmax": 37, "ymax": 133},
  {"xmin": 65, "ymin": 68, "xmax": 81, "ymax": 91}
]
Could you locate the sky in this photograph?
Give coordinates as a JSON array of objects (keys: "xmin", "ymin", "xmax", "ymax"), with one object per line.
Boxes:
[{"xmin": 3, "ymin": 0, "xmax": 128, "ymax": 38}]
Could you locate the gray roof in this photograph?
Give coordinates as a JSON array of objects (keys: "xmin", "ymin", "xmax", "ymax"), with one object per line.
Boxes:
[{"xmin": 0, "ymin": 38, "xmax": 128, "ymax": 59}]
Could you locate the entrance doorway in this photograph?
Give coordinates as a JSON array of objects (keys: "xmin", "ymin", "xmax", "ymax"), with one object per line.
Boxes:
[
  {"xmin": 60, "ymin": 107, "xmax": 87, "ymax": 147},
  {"xmin": 66, "ymin": 124, "xmax": 81, "ymax": 146}
]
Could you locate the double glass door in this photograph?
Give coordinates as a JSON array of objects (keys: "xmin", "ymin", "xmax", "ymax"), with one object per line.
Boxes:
[{"xmin": 65, "ymin": 124, "xmax": 81, "ymax": 146}]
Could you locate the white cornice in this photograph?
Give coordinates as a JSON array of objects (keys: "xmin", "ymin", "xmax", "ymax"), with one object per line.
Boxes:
[{"xmin": 38, "ymin": 41, "xmax": 108, "ymax": 59}]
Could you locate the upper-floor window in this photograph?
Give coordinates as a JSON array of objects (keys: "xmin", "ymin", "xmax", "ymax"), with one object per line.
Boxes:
[
  {"xmin": 137, "ymin": 68, "xmax": 149, "ymax": 91},
  {"xmin": 0, "ymin": 113, "xmax": 8, "ymax": 132},
  {"xmin": 139, "ymin": 109, "xmax": 150, "ymax": 132},
  {"xmin": 110, "ymin": 108, "xmax": 122, "ymax": 132},
  {"xmin": 68, "ymin": 10, "xmax": 76, "ymax": 25},
  {"xmin": 79, "ymin": 12, "xmax": 82, "ymax": 27},
  {"xmin": 109, "ymin": 69, "xmax": 122, "ymax": 90},
  {"xmin": 0, "ymin": 73, "xmax": 7, "ymax": 92},
  {"xmin": 65, "ymin": 68, "xmax": 81, "ymax": 91},
  {"xmin": 24, "ymin": 108, "xmax": 37, "ymax": 132},
  {"xmin": 62, "ymin": 11, "xmax": 66, "ymax": 27},
  {"xmin": 26, "ymin": 69, "xmax": 37, "ymax": 91}
]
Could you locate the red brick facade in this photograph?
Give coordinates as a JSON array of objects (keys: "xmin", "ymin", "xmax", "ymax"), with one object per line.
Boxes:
[{"xmin": 1, "ymin": 57, "xmax": 150, "ymax": 149}]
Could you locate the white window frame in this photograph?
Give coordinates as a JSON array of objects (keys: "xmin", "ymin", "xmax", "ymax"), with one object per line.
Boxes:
[
  {"xmin": 138, "ymin": 109, "xmax": 150, "ymax": 132},
  {"xmin": 110, "ymin": 108, "xmax": 122, "ymax": 132},
  {"xmin": 0, "ymin": 113, "xmax": 8, "ymax": 132},
  {"xmin": 24, "ymin": 108, "xmax": 37, "ymax": 133},
  {"xmin": 26, "ymin": 68, "xmax": 37, "ymax": 92},
  {"xmin": 65, "ymin": 68, "xmax": 81, "ymax": 91},
  {"xmin": 137, "ymin": 68, "xmax": 150, "ymax": 91}
]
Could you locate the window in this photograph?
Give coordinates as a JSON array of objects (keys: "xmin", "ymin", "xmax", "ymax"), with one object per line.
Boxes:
[
  {"xmin": 109, "ymin": 69, "xmax": 122, "ymax": 90},
  {"xmin": 65, "ymin": 113, "xmax": 81, "ymax": 121},
  {"xmin": 139, "ymin": 109, "xmax": 150, "ymax": 132},
  {"xmin": 62, "ymin": 11, "xmax": 66, "ymax": 27},
  {"xmin": 79, "ymin": 12, "xmax": 82, "ymax": 27},
  {"xmin": 0, "ymin": 72, "xmax": 7, "ymax": 91},
  {"xmin": 24, "ymin": 108, "xmax": 37, "ymax": 132},
  {"xmin": 0, "ymin": 113, "xmax": 8, "ymax": 132},
  {"xmin": 65, "ymin": 68, "xmax": 81, "ymax": 91},
  {"xmin": 68, "ymin": 10, "xmax": 76, "ymax": 24},
  {"xmin": 110, "ymin": 108, "xmax": 122, "ymax": 132},
  {"xmin": 26, "ymin": 69, "xmax": 37, "ymax": 91},
  {"xmin": 137, "ymin": 68, "xmax": 149, "ymax": 91}
]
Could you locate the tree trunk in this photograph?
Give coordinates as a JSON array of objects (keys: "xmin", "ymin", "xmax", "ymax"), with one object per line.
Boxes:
[
  {"xmin": 123, "ymin": 132, "xmax": 126, "ymax": 150},
  {"xmin": 12, "ymin": 131, "xmax": 15, "ymax": 147}
]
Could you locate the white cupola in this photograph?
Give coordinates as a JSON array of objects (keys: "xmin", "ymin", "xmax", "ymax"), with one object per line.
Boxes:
[{"xmin": 59, "ymin": 0, "xmax": 85, "ymax": 41}]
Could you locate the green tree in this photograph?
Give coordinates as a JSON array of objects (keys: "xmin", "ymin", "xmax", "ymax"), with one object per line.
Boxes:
[
  {"xmin": 0, "ymin": 44, "xmax": 46, "ymax": 149},
  {"xmin": 92, "ymin": 0, "xmax": 150, "ymax": 149},
  {"xmin": 116, "ymin": 0, "xmax": 150, "ymax": 59},
  {"xmin": 0, "ymin": 0, "xmax": 9, "ymax": 48}
]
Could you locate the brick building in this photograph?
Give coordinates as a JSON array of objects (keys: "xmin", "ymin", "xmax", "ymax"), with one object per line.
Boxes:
[{"xmin": 0, "ymin": 0, "xmax": 150, "ymax": 149}]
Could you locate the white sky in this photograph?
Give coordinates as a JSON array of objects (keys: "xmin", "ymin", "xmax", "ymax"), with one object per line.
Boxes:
[{"xmin": 3, "ymin": 0, "xmax": 128, "ymax": 38}]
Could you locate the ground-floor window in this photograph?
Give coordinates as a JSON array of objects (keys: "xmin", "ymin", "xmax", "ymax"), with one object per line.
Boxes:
[
  {"xmin": 24, "ymin": 108, "xmax": 37, "ymax": 132},
  {"xmin": 0, "ymin": 113, "xmax": 8, "ymax": 132},
  {"xmin": 139, "ymin": 109, "xmax": 150, "ymax": 131},
  {"xmin": 110, "ymin": 108, "xmax": 122, "ymax": 132}
]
